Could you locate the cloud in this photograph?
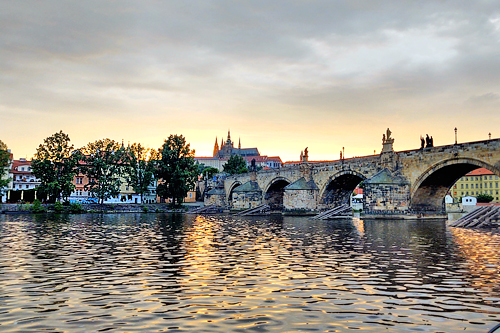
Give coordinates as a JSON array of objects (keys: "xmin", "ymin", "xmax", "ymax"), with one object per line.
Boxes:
[
  {"xmin": 1, "ymin": 0, "xmax": 500, "ymax": 160},
  {"xmin": 465, "ymin": 92, "xmax": 500, "ymax": 106}
]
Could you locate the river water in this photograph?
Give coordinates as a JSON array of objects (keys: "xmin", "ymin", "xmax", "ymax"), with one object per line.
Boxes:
[{"xmin": 0, "ymin": 213, "xmax": 499, "ymax": 333}]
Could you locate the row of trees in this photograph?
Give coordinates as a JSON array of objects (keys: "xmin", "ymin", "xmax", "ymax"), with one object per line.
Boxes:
[
  {"xmin": 28, "ymin": 131, "xmax": 199, "ymax": 206},
  {"xmin": 0, "ymin": 131, "xmax": 251, "ymax": 205}
]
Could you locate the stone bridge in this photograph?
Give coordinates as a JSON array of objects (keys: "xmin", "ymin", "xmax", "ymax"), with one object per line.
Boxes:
[{"xmin": 205, "ymin": 137, "xmax": 500, "ymax": 217}]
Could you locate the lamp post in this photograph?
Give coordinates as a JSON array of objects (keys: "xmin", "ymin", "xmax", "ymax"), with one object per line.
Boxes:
[{"xmin": 454, "ymin": 127, "xmax": 457, "ymax": 145}]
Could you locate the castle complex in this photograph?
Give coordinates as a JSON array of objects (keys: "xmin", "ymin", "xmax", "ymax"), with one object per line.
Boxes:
[
  {"xmin": 212, "ymin": 130, "xmax": 260, "ymax": 160},
  {"xmin": 195, "ymin": 131, "xmax": 282, "ymax": 171}
]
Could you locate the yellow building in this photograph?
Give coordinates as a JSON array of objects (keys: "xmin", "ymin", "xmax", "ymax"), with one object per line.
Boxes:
[{"xmin": 451, "ymin": 168, "xmax": 500, "ymax": 203}]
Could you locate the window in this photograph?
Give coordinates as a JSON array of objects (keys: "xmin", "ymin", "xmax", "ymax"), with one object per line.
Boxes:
[
  {"xmin": 461, "ymin": 184, "xmax": 464, "ymax": 189},
  {"xmin": 465, "ymin": 184, "xmax": 468, "ymax": 189},
  {"xmin": 466, "ymin": 177, "xmax": 468, "ymax": 181},
  {"xmin": 76, "ymin": 178, "xmax": 83, "ymax": 184},
  {"xmin": 490, "ymin": 183, "xmax": 493, "ymax": 188},
  {"xmin": 476, "ymin": 184, "xmax": 478, "ymax": 188}
]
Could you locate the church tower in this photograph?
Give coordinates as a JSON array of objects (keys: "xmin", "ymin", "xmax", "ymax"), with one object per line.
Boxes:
[
  {"xmin": 213, "ymin": 137, "xmax": 219, "ymax": 157},
  {"xmin": 238, "ymin": 137, "xmax": 241, "ymax": 150}
]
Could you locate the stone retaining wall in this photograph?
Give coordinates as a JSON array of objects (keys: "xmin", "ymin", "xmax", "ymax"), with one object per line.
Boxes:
[{"xmin": 0, "ymin": 203, "xmax": 202, "ymax": 214}]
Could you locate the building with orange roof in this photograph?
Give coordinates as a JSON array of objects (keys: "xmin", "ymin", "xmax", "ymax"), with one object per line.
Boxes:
[
  {"xmin": 242, "ymin": 155, "xmax": 282, "ymax": 170},
  {"xmin": 450, "ymin": 167, "xmax": 499, "ymax": 203},
  {"xmin": 10, "ymin": 158, "xmax": 40, "ymax": 191}
]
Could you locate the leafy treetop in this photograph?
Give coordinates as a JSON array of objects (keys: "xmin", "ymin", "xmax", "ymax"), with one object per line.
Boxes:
[
  {"xmin": 223, "ymin": 155, "xmax": 248, "ymax": 175},
  {"xmin": 123, "ymin": 143, "xmax": 158, "ymax": 203},
  {"xmin": 81, "ymin": 138, "xmax": 124, "ymax": 204},
  {"xmin": 476, "ymin": 193, "xmax": 494, "ymax": 203},
  {"xmin": 31, "ymin": 131, "xmax": 80, "ymax": 202},
  {"xmin": 156, "ymin": 134, "xmax": 198, "ymax": 207},
  {"xmin": 0, "ymin": 140, "xmax": 11, "ymax": 196}
]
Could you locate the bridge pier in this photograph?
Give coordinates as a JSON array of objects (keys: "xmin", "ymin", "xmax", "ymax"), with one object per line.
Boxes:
[
  {"xmin": 210, "ymin": 137, "xmax": 500, "ymax": 218},
  {"xmin": 362, "ymin": 169, "xmax": 412, "ymax": 217},
  {"xmin": 283, "ymin": 177, "xmax": 320, "ymax": 214}
]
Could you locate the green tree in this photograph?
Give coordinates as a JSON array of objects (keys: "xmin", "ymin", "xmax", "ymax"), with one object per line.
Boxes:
[
  {"xmin": 123, "ymin": 143, "xmax": 158, "ymax": 203},
  {"xmin": 156, "ymin": 134, "xmax": 198, "ymax": 207},
  {"xmin": 0, "ymin": 140, "xmax": 12, "ymax": 199},
  {"xmin": 81, "ymin": 139, "xmax": 124, "ymax": 205},
  {"xmin": 223, "ymin": 155, "xmax": 248, "ymax": 175},
  {"xmin": 202, "ymin": 167, "xmax": 219, "ymax": 180},
  {"xmin": 31, "ymin": 131, "xmax": 80, "ymax": 202},
  {"xmin": 476, "ymin": 193, "xmax": 494, "ymax": 203}
]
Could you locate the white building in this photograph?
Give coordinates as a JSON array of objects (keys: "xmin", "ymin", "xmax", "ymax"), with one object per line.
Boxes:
[
  {"xmin": 462, "ymin": 196, "xmax": 477, "ymax": 205},
  {"xmin": 10, "ymin": 159, "xmax": 40, "ymax": 191}
]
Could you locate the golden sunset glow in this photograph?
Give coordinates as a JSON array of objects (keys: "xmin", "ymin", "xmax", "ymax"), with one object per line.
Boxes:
[{"xmin": 1, "ymin": 2, "xmax": 499, "ymax": 162}]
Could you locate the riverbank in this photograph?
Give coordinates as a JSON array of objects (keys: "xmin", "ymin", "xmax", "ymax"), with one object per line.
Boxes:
[{"xmin": 0, "ymin": 202, "xmax": 204, "ymax": 214}]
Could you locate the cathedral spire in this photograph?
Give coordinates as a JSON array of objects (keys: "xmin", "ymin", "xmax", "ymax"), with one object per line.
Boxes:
[
  {"xmin": 227, "ymin": 129, "xmax": 231, "ymax": 142},
  {"xmin": 238, "ymin": 137, "xmax": 241, "ymax": 150},
  {"xmin": 213, "ymin": 137, "xmax": 219, "ymax": 157}
]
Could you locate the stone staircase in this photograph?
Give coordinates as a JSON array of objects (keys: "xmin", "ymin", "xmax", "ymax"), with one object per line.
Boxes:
[
  {"xmin": 449, "ymin": 206, "xmax": 500, "ymax": 229},
  {"xmin": 312, "ymin": 204, "xmax": 352, "ymax": 220}
]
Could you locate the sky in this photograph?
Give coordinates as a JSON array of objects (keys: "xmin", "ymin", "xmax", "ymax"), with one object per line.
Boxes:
[{"xmin": 1, "ymin": 1, "xmax": 499, "ymax": 162}]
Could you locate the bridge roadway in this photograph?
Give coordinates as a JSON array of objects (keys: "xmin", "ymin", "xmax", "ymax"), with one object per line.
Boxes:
[{"xmin": 205, "ymin": 138, "xmax": 500, "ymax": 217}]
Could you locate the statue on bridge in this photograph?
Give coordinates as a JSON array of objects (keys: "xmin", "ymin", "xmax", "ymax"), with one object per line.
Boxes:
[
  {"xmin": 425, "ymin": 134, "xmax": 434, "ymax": 148},
  {"xmin": 300, "ymin": 148, "xmax": 309, "ymax": 162},
  {"xmin": 382, "ymin": 128, "xmax": 394, "ymax": 144},
  {"xmin": 420, "ymin": 136, "xmax": 425, "ymax": 149},
  {"xmin": 381, "ymin": 128, "xmax": 395, "ymax": 153}
]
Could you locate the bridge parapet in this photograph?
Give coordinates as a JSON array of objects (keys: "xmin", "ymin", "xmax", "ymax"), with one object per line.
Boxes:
[{"xmin": 206, "ymin": 138, "xmax": 500, "ymax": 217}]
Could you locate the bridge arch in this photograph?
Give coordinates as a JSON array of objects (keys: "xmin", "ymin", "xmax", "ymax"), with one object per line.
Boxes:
[
  {"xmin": 263, "ymin": 177, "xmax": 291, "ymax": 211},
  {"xmin": 227, "ymin": 181, "xmax": 242, "ymax": 206},
  {"xmin": 411, "ymin": 157, "xmax": 500, "ymax": 213},
  {"xmin": 319, "ymin": 170, "xmax": 367, "ymax": 208}
]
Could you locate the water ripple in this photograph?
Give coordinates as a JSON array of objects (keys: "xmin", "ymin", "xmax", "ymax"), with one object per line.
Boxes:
[{"xmin": 0, "ymin": 213, "xmax": 499, "ymax": 332}]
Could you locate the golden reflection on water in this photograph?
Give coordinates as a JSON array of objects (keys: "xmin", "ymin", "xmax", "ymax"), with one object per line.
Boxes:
[
  {"xmin": 2, "ymin": 214, "xmax": 500, "ymax": 332},
  {"xmin": 450, "ymin": 227, "xmax": 500, "ymax": 295},
  {"xmin": 352, "ymin": 217, "xmax": 365, "ymax": 236}
]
